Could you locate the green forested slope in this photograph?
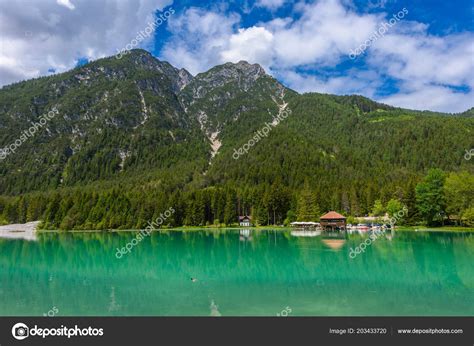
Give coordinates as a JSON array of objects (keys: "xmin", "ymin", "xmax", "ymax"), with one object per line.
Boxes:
[{"xmin": 0, "ymin": 49, "xmax": 472, "ymax": 229}]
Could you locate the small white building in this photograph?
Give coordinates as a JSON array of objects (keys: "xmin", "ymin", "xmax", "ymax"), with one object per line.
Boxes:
[{"xmin": 239, "ymin": 216, "xmax": 252, "ymax": 227}]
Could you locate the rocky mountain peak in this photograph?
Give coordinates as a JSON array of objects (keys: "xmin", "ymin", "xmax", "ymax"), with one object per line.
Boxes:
[
  {"xmin": 121, "ymin": 49, "xmax": 193, "ymax": 92},
  {"xmin": 181, "ymin": 61, "xmax": 269, "ymax": 101},
  {"xmin": 177, "ymin": 68, "xmax": 193, "ymax": 91},
  {"xmin": 203, "ymin": 60, "xmax": 266, "ymax": 84},
  {"xmin": 233, "ymin": 60, "xmax": 266, "ymax": 77}
]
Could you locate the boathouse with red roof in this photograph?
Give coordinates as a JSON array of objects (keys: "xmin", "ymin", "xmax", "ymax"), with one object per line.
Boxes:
[{"xmin": 320, "ymin": 211, "xmax": 346, "ymax": 231}]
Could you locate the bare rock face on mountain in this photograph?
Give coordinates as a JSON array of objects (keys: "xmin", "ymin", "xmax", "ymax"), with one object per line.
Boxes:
[{"xmin": 178, "ymin": 59, "xmax": 291, "ymax": 159}]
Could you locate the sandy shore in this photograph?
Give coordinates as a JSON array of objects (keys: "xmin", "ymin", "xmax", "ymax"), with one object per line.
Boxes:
[{"xmin": 0, "ymin": 221, "xmax": 40, "ymax": 241}]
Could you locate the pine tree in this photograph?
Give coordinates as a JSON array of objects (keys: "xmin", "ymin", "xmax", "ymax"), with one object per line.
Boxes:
[
  {"xmin": 296, "ymin": 181, "xmax": 320, "ymax": 221},
  {"xmin": 402, "ymin": 180, "xmax": 418, "ymax": 224},
  {"xmin": 223, "ymin": 192, "xmax": 236, "ymax": 225}
]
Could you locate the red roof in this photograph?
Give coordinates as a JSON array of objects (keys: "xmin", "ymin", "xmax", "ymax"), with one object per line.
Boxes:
[{"xmin": 320, "ymin": 211, "xmax": 346, "ymax": 219}]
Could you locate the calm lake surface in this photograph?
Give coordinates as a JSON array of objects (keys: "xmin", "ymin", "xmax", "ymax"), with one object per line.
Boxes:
[{"xmin": 0, "ymin": 229, "xmax": 473, "ymax": 316}]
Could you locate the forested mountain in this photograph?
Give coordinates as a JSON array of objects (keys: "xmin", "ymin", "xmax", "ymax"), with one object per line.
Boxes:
[{"xmin": 0, "ymin": 49, "xmax": 473, "ymax": 229}]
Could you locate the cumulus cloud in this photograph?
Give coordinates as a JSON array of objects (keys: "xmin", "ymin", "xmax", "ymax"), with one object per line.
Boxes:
[
  {"xmin": 162, "ymin": 0, "xmax": 380, "ymax": 70},
  {"xmin": 272, "ymin": 0, "xmax": 381, "ymax": 67},
  {"xmin": 0, "ymin": 0, "xmax": 172, "ymax": 87},
  {"xmin": 162, "ymin": 0, "xmax": 378, "ymax": 74},
  {"xmin": 366, "ymin": 28, "xmax": 474, "ymax": 111},
  {"xmin": 379, "ymin": 84, "xmax": 474, "ymax": 113},
  {"xmin": 221, "ymin": 27, "xmax": 274, "ymax": 69},
  {"xmin": 161, "ymin": 8, "xmax": 240, "ymax": 74},
  {"xmin": 160, "ymin": 0, "xmax": 473, "ymax": 112}
]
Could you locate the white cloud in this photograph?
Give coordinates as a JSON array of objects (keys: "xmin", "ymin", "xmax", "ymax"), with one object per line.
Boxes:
[
  {"xmin": 367, "ymin": 29, "xmax": 474, "ymax": 112},
  {"xmin": 161, "ymin": 0, "xmax": 381, "ymax": 76},
  {"xmin": 278, "ymin": 69, "xmax": 381, "ymax": 97},
  {"xmin": 57, "ymin": 0, "xmax": 75, "ymax": 10},
  {"xmin": 370, "ymin": 32, "xmax": 474, "ymax": 88},
  {"xmin": 272, "ymin": 0, "xmax": 381, "ymax": 67},
  {"xmin": 221, "ymin": 27, "xmax": 274, "ymax": 69},
  {"xmin": 255, "ymin": 0, "xmax": 286, "ymax": 11},
  {"xmin": 0, "ymin": 0, "xmax": 172, "ymax": 87},
  {"xmin": 161, "ymin": 8, "xmax": 240, "ymax": 74},
  {"xmin": 379, "ymin": 85, "xmax": 474, "ymax": 113},
  {"xmin": 162, "ymin": 0, "xmax": 378, "ymax": 70}
]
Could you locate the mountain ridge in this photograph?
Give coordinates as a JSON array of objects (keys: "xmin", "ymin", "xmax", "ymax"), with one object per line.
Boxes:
[{"xmin": 2, "ymin": 49, "xmax": 472, "ymax": 116}]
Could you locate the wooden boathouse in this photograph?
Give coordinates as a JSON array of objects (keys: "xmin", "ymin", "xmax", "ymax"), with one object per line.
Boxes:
[{"xmin": 320, "ymin": 211, "xmax": 346, "ymax": 231}]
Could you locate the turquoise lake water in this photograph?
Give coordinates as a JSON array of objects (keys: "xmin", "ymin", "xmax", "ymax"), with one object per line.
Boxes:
[{"xmin": 0, "ymin": 229, "xmax": 473, "ymax": 316}]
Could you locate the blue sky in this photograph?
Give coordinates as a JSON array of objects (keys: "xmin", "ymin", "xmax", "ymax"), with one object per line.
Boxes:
[{"xmin": 0, "ymin": 0, "xmax": 473, "ymax": 112}]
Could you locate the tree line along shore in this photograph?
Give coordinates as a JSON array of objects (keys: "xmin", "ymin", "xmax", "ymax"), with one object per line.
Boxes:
[{"xmin": 0, "ymin": 169, "xmax": 472, "ymax": 231}]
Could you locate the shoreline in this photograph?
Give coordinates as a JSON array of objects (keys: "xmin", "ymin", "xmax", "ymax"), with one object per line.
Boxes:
[
  {"xmin": 37, "ymin": 225, "xmax": 474, "ymax": 233},
  {"xmin": 1, "ymin": 222, "xmax": 472, "ymax": 234},
  {"xmin": 0, "ymin": 221, "xmax": 40, "ymax": 240}
]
